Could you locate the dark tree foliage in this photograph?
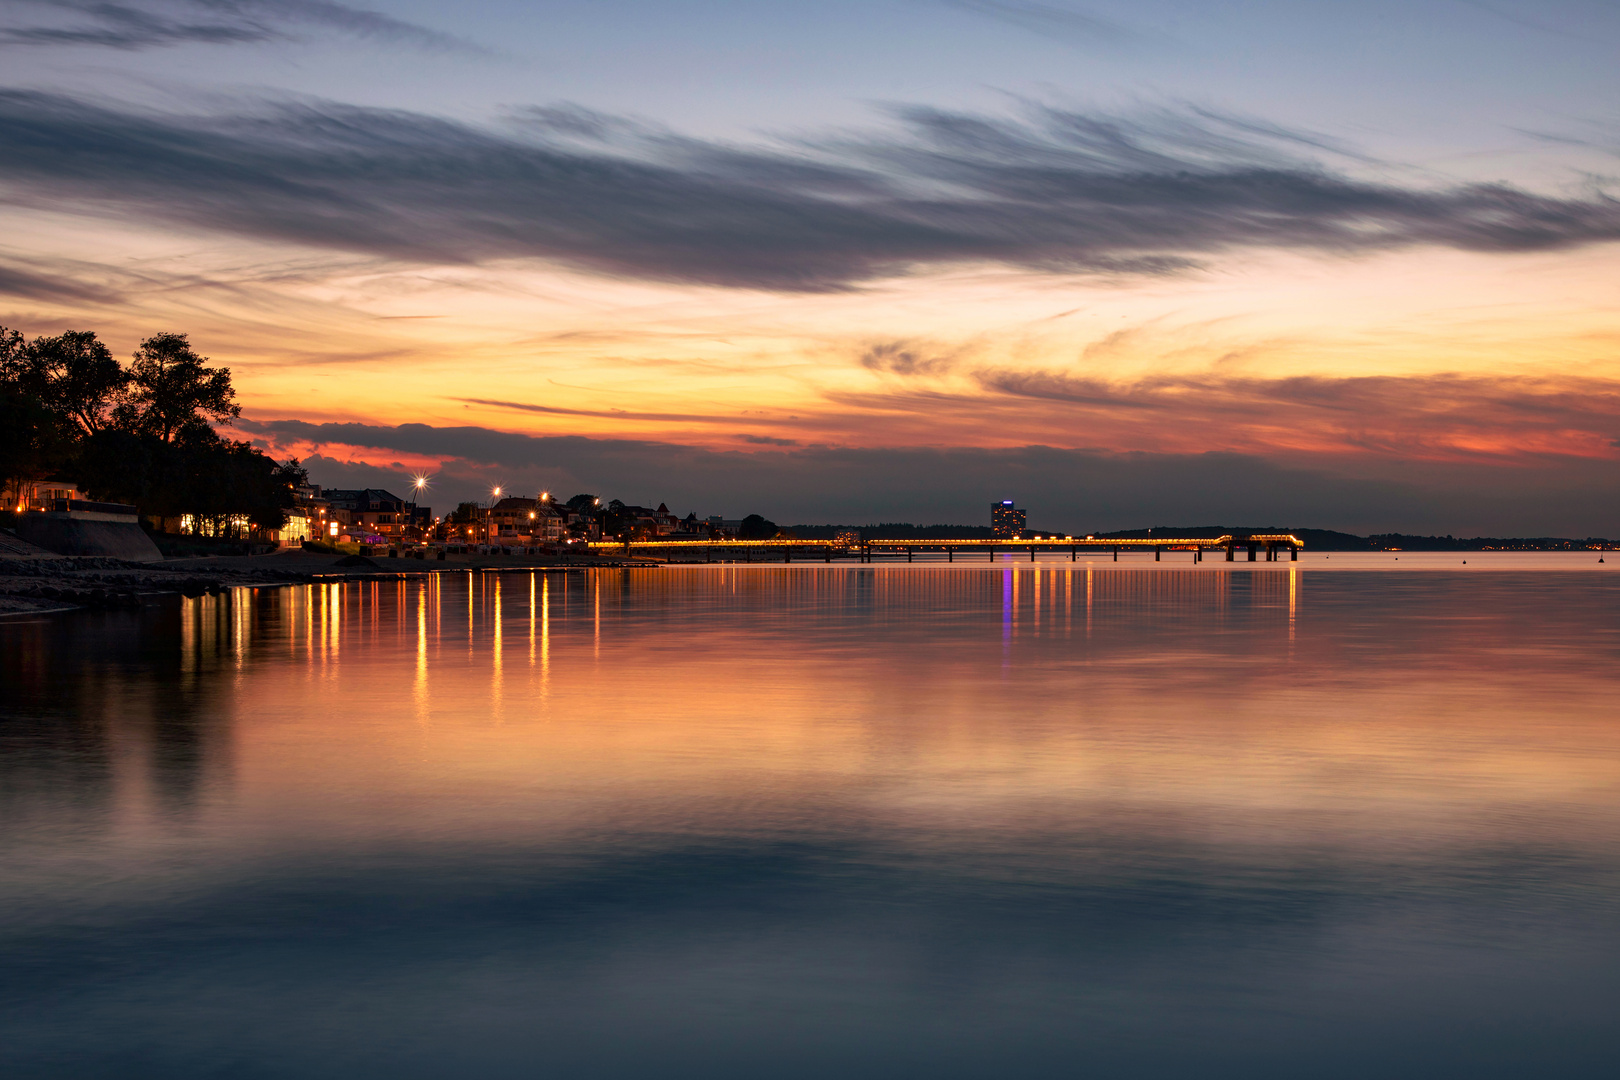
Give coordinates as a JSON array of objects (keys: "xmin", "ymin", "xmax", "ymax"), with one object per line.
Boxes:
[
  {"xmin": 448, "ymin": 502, "xmax": 483, "ymax": 524},
  {"xmin": 1, "ymin": 326, "xmax": 91, "ymax": 492},
  {"xmin": 76, "ymin": 428, "xmax": 303, "ymax": 536},
  {"xmin": 737, "ymin": 513, "xmax": 778, "ymax": 540},
  {"xmin": 0, "ymin": 329, "xmax": 22, "ymax": 387},
  {"xmin": 1, "ymin": 325, "xmax": 294, "ymax": 533},
  {"xmin": 0, "ymin": 329, "xmax": 130, "ymax": 437},
  {"xmin": 183, "ymin": 439, "xmax": 302, "ymax": 535},
  {"xmin": 565, "ymin": 493, "xmax": 598, "ymax": 514},
  {"xmin": 0, "ymin": 386, "xmax": 73, "ymax": 496},
  {"xmin": 73, "ymin": 429, "xmax": 155, "ymax": 507},
  {"xmin": 598, "ymin": 499, "xmax": 632, "ymax": 540},
  {"xmin": 118, "ymin": 333, "xmax": 240, "ymax": 444}
]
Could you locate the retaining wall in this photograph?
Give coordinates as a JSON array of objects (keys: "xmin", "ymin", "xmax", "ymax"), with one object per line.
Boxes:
[{"xmin": 13, "ymin": 513, "xmax": 164, "ymax": 562}]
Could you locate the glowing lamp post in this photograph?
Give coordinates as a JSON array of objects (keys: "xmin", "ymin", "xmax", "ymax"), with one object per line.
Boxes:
[
  {"xmin": 485, "ymin": 486, "xmax": 502, "ymax": 548},
  {"xmin": 407, "ymin": 474, "xmax": 430, "ymax": 546}
]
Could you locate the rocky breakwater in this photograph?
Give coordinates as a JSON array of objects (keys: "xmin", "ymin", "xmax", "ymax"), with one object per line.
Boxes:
[{"xmin": 0, "ymin": 555, "xmax": 315, "ymax": 615}]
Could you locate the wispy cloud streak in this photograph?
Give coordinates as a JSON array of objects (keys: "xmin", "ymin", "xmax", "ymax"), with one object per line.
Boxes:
[
  {"xmin": 938, "ymin": 1, "xmax": 1137, "ymax": 46},
  {"xmin": 946, "ymin": 369, "xmax": 1620, "ymax": 459},
  {"xmin": 0, "ymin": 257, "xmax": 118, "ymax": 301},
  {"xmin": 0, "ymin": 92, "xmax": 1617, "ymax": 291},
  {"xmin": 0, "ymin": 0, "xmax": 468, "ymax": 51}
]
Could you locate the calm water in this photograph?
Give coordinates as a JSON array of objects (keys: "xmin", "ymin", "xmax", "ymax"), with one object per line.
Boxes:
[{"xmin": 3, "ymin": 565, "xmax": 1618, "ymax": 1078}]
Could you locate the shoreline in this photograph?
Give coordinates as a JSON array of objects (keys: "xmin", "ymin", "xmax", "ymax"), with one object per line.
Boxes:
[{"xmin": 0, "ymin": 548, "xmax": 662, "ymax": 616}]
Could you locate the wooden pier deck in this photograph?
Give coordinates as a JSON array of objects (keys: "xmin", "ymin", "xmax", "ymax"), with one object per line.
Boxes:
[{"xmin": 588, "ymin": 534, "xmax": 1305, "ymax": 563}]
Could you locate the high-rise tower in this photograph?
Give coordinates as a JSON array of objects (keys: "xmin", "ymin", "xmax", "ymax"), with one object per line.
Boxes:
[{"xmin": 991, "ymin": 500, "xmax": 1026, "ymax": 538}]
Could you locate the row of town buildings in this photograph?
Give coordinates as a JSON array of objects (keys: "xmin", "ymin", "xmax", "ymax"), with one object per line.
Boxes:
[
  {"xmin": 290, "ymin": 487, "xmax": 749, "ymax": 549},
  {"xmin": 282, "ymin": 486, "xmax": 436, "ymax": 546},
  {"xmin": 5, "ymin": 478, "xmax": 437, "ymax": 547},
  {"xmin": 9, "ymin": 475, "xmax": 747, "ymax": 549},
  {"xmin": 462, "ymin": 497, "xmax": 748, "ymax": 547}
]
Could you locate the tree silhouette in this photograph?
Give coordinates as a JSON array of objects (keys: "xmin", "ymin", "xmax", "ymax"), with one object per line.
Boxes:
[
  {"xmin": 738, "ymin": 514, "xmax": 777, "ymax": 539},
  {"xmin": 0, "ymin": 329, "xmax": 130, "ymax": 437},
  {"xmin": 119, "ymin": 333, "xmax": 240, "ymax": 444}
]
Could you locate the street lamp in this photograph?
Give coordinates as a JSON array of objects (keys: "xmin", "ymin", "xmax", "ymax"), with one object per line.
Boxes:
[
  {"xmin": 486, "ymin": 486, "xmax": 503, "ymax": 548},
  {"xmin": 405, "ymin": 474, "xmax": 430, "ymax": 547}
]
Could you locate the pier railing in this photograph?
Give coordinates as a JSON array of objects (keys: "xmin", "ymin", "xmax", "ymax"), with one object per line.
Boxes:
[{"xmin": 587, "ymin": 534, "xmax": 1305, "ymax": 563}]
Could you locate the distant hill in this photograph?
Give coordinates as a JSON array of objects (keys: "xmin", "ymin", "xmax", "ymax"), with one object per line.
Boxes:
[
  {"xmin": 787, "ymin": 523, "xmax": 1612, "ymax": 551},
  {"xmin": 787, "ymin": 523, "xmax": 995, "ymax": 540},
  {"xmin": 1104, "ymin": 528, "xmax": 1611, "ymax": 551},
  {"xmin": 1366, "ymin": 534, "xmax": 1611, "ymax": 552},
  {"xmin": 1092, "ymin": 526, "xmax": 1371, "ymax": 550}
]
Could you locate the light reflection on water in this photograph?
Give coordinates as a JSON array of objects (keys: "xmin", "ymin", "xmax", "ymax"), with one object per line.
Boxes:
[{"xmin": 2, "ymin": 566, "xmax": 1619, "ymax": 1078}]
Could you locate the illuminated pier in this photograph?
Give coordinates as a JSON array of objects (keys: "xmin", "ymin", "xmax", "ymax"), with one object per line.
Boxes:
[{"xmin": 588, "ymin": 533, "xmax": 1304, "ymax": 563}]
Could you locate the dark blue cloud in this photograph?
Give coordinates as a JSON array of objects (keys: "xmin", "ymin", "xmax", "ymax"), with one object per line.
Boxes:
[
  {"xmin": 0, "ymin": 259, "xmax": 117, "ymax": 302},
  {"xmin": 939, "ymin": 0, "xmax": 1138, "ymax": 47},
  {"xmin": 239, "ymin": 418, "xmax": 1620, "ymax": 536},
  {"xmin": 0, "ymin": 0, "xmax": 470, "ymax": 52},
  {"xmin": 0, "ymin": 91, "xmax": 1617, "ymax": 291}
]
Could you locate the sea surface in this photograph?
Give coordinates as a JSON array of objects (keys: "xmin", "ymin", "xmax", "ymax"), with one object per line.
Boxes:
[{"xmin": 3, "ymin": 561, "xmax": 1618, "ymax": 1078}]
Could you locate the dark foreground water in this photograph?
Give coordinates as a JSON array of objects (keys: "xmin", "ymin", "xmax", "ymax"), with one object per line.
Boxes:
[{"xmin": 2, "ymin": 565, "xmax": 1618, "ymax": 1078}]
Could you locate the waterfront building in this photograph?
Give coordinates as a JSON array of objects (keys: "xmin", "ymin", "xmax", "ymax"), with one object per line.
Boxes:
[
  {"xmin": 323, "ymin": 489, "xmax": 431, "ymax": 544},
  {"xmin": 992, "ymin": 500, "xmax": 1026, "ymax": 539},
  {"xmin": 7, "ymin": 478, "xmax": 82, "ymax": 512},
  {"xmin": 614, "ymin": 502, "xmax": 683, "ymax": 538},
  {"xmin": 275, "ymin": 507, "xmax": 313, "ymax": 547},
  {"xmin": 488, "ymin": 495, "xmax": 566, "ymax": 546}
]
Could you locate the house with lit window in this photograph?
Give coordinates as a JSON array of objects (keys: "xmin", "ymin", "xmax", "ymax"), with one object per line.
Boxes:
[
  {"xmin": 323, "ymin": 488, "xmax": 431, "ymax": 544},
  {"xmin": 488, "ymin": 496, "xmax": 566, "ymax": 546},
  {"xmin": 614, "ymin": 502, "xmax": 682, "ymax": 538},
  {"xmin": 7, "ymin": 478, "xmax": 82, "ymax": 513}
]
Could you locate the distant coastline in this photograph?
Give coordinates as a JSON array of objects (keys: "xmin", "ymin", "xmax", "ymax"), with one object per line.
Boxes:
[{"xmin": 785, "ymin": 523, "xmax": 1612, "ymax": 552}]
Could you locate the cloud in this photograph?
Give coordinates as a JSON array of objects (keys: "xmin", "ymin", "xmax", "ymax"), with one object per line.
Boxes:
[
  {"xmin": 859, "ymin": 341, "xmax": 957, "ymax": 377},
  {"xmin": 458, "ymin": 397, "xmax": 757, "ymax": 425},
  {"xmin": 0, "ymin": 259, "xmax": 117, "ymax": 302},
  {"xmin": 1452, "ymin": 0, "xmax": 1585, "ymax": 40},
  {"xmin": 788, "ymin": 369, "xmax": 1620, "ymax": 463},
  {"xmin": 0, "ymin": 0, "xmax": 470, "ymax": 52},
  {"xmin": 238, "ymin": 417, "xmax": 1620, "ymax": 536},
  {"xmin": 1, "ymin": 91, "xmax": 1618, "ymax": 291},
  {"xmin": 968, "ymin": 369, "xmax": 1620, "ymax": 457},
  {"xmin": 938, "ymin": 1, "xmax": 1137, "ymax": 46}
]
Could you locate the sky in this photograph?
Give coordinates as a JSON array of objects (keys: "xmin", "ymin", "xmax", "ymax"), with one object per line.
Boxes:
[{"xmin": 2, "ymin": 0, "xmax": 1619, "ymax": 534}]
